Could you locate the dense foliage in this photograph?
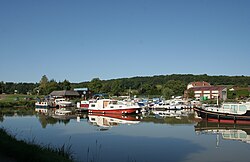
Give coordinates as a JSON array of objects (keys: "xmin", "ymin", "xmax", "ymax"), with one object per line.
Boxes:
[
  {"xmin": 71, "ymin": 74, "xmax": 250, "ymax": 99},
  {"xmin": 1, "ymin": 74, "xmax": 250, "ymax": 99}
]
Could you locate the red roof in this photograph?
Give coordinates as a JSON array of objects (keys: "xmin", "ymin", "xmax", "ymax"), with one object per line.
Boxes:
[{"xmin": 189, "ymin": 81, "xmax": 211, "ymax": 87}]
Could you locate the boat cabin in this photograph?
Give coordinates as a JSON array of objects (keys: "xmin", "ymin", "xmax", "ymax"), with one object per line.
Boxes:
[{"xmin": 205, "ymin": 103, "xmax": 249, "ymax": 115}]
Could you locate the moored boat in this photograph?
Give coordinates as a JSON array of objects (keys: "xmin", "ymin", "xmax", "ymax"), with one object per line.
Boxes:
[
  {"xmin": 194, "ymin": 103, "xmax": 250, "ymax": 124},
  {"xmin": 77, "ymin": 100, "xmax": 89, "ymax": 110},
  {"xmin": 88, "ymin": 99, "xmax": 141, "ymax": 114},
  {"xmin": 54, "ymin": 98, "xmax": 73, "ymax": 108},
  {"xmin": 76, "ymin": 99, "xmax": 96, "ymax": 111},
  {"xmin": 35, "ymin": 101, "xmax": 49, "ymax": 108}
]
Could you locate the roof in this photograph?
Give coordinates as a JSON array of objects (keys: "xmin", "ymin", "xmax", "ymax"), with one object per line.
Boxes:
[
  {"xmin": 50, "ymin": 90, "xmax": 80, "ymax": 97},
  {"xmin": 74, "ymin": 88, "xmax": 88, "ymax": 91},
  {"xmin": 190, "ymin": 86, "xmax": 227, "ymax": 91},
  {"xmin": 189, "ymin": 81, "xmax": 211, "ymax": 87}
]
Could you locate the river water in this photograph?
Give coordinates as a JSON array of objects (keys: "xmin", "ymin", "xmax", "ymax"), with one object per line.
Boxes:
[{"xmin": 1, "ymin": 108, "xmax": 250, "ymax": 162}]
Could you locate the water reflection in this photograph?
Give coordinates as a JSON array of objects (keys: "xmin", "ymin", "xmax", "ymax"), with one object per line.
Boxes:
[
  {"xmin": 0, "ymin": 107, "xmax": 35, "ymax": 122},
  {"xmin": 37, "ymin": 112, "xmax": 88, "ymax": 128},
  {"xmin": 195, "ymin": 121, "xmax": 250, "ymax": 145},
  {"xmin": 87, "ymin": 113, "xmax": 141, "ymax": 131},
  {"xmin": 142, "ymin": 109, "xmax": 196, "ymax": 125},
  {"xmin": 4, "ymin": 108, "xmax": 250, "ymax": 162}
]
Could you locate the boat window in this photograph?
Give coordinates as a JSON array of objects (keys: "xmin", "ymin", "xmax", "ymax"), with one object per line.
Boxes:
[
  {"xmin": 110, "ymin": 106, "xmax": 114, "ymax": 108},
  {"xmin": 222, "ymin": 133, "xmax": 230, "ymax": 138},
  {"xmin": 239, "ymin": 133, "xmax": 247, "ymax": 138},
  {"xmin": 230, "ymin": 105, "xmax": 238, "ymax": 112},
  {"xmin": 110, "ymin": 101, "xmax": 117, "ymax": 105},
  {"xmin": 231, "ymin": 132, "xmax": 239, "ymax": 138},
  {"xmin": 223, "ymin": 105, "xmax": 230, "ymax": 109},
  {"xmin": 239, "ymin": 105, "xmax": 247, "ymax": 112},
  {"xmin": 91, "ymin": 104, "xmax": 95, "ymax": 107}
]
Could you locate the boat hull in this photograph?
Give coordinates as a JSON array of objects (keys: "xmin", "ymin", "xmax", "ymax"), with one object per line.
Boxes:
[
  {"xmin": 88, "ymin": 108, "xmax": 140, "ymax": 114},
  {"xmin": 194, "ymin": 107, "xmax": 250, "ymax": 124},
  {"xmin": 35, "ymin": 105, "xmax": 49, "ymax": 108}
]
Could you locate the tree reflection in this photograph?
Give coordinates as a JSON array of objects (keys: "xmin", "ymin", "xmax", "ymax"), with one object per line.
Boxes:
[{"xmin": 37, "ymin": 114, "xmax": 70, "ymax": 128}]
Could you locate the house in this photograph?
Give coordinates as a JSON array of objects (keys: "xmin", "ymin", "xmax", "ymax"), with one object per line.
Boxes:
[
  {"xmin": 184, "ymin": 81, "xmax": 227, "ymax": 101},
  {"xmin": 50, "ymin": 90, "xmax": 80, "ymax": 99}
]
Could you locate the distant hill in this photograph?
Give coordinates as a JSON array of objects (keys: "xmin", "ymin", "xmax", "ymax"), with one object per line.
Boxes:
[
  {"xmin": 71, "ymin": 74, "xmax": 250, "ymax": 97},
  {"xmin": 1, "ymin": 74, "xmax": 250, "ymax": 96}
]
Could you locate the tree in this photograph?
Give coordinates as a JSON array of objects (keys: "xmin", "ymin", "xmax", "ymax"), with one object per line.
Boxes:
[
  {"xmin": 110, "ymin": 80, "xmax": 122, "ymax": 96},
  {"xmin": 89, "ymin": 78, "xmax": 103, "ymax": 93},
  {"xmin": 40, "ymin": 75, "xmax": 48, "ymax": 87},
  {"xmin": 0, "ymin": 81, "xmax": 4, "ymax": 94},
  {"xmin": 59, "ymin": 80, "xmax": 71, "ymax": 90},
  {"xmin": 46, "ymin": 80, "xmax": 59, "ymax": 94},
  {"xmin": 163, "ymin": 80, "xmax": 186, "ymax": 96},
  {"xmin": 186, "ymin": 89, "xmax": 195, "ymax": 99},
  {"xmin": 39, "ymin": 75, "xmax": 49, "ymax": 95},
  {"xmin": 162, "ymin": 87, "xmax": 174, "ymax": 99}
]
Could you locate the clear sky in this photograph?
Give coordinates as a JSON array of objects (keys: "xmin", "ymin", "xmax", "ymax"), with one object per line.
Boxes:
[{"xmin": 1, "ymin": 0, "xmax": 250, "ymax": 83}]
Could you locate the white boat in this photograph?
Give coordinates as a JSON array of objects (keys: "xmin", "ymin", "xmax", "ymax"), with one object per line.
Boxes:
[
  {"xmin": 54, "ymin": 98, "xmax": 72, "ymax": 108},
  {"xmin": 35, "ymin": 101, "xmax": 49, "ymax": 113},
  {"xmin": 152, "ymin": 99, "xmax": 188, "ymax": 110},
  {"xmin": 76, "ymin": 99, "xmax": 96, "ymax": 111},
  {"xmin": 194, "ymin": 103, "xmax": 250, "ymax": 124},
  {"xmin": 35, "ymin": 101, "xmax": 49, "ymax": 108},
  {"xmin": 88, "ymin": 99, "xmax": 141, "ymax": 114},
  {"xmin": 54, "ymin": 108, "xmax": 72, "ymax": 116}
]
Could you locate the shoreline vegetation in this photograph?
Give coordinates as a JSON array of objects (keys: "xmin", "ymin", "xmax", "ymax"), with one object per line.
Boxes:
[
  {"xmin": 0, "ymin": 128, "xmax": 73, "ymax": 162},
  {"xmin": 0, "ymin": 94, "xmax": 38, "ymax": 108}
]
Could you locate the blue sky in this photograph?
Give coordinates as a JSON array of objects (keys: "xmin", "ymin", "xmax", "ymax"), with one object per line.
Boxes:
[{"xmin": 1, "ymin": 0, "xmax": 250, "ymax": 83}]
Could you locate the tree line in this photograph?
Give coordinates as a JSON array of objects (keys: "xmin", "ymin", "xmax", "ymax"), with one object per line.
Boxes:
[{"xmin": 1, "ymin": 74, "xmax": 250, "ymax": 99}]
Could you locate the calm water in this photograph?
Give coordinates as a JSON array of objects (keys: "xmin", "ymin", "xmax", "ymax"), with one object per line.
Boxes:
[{"xmin": 1, "ymin": 109, "xmax": 250, "ymax": 162}]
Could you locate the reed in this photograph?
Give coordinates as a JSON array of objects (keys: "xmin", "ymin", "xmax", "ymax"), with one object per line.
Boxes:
[{"xmin": 0, "ymin": 128, "xmax": 74, "ymax": 162}]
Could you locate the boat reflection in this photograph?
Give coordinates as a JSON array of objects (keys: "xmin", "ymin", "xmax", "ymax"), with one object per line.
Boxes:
[
  {"xmin": 88, "ymin": 113, "xmax": 141, "ymax": 131},
  {"xmin": 152, "ymin": 109, "xmax": 193, "ymax": 119},
  {"xmin": 36, "ymin": 110, "xmax": 88, "ymax": 128},
  {"xmin": 195, "ymin": 121, "xmax": 250, "ymax": 145}
]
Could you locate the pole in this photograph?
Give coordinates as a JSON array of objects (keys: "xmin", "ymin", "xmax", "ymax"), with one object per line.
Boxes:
[{"xmin": 217, "ymin": 95, "xmax": 219, "ymax": 106}]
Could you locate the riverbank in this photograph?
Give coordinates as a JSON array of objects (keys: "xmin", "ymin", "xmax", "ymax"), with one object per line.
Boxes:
[
  {"xmin": 0, "ymin": 94, "xmax": 39, "ymax": 108},
  {"xmin": 0, "ymin": 128, "xmax": 73, "ymax": 162}
]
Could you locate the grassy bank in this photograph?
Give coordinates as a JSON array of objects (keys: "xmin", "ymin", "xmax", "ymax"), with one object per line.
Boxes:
[
  {"xmin": 0, "ymin": 94, "xmax": 40, "ymax": 108},
  {"xmin": 0, "ymin": 128, "xmax": 74, "ymax": 162}
]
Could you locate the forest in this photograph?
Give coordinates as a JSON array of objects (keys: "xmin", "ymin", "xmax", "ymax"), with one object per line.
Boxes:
[{"xmin": 0, "ymin": 74, "xmax": 250, "ymax": 99}]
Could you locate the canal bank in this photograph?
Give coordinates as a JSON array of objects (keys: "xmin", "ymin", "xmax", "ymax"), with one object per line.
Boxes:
[{"xmin": 0, "ymin": 128, "xmax": 73, "ymax": 162}]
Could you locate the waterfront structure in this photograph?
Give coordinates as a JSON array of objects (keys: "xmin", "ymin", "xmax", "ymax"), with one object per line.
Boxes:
[
  {"xmin": 50, "ymin": 90, "xmax": 80, "ymax": 99},
  {"xmin": 184, "ymin": 81, "xmax": 227, "ymax": 101}
]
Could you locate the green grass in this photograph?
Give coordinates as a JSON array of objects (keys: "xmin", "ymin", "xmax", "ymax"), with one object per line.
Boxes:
[
  {"xmin": 0, "ymin": 94, "xmax": 42, "ymax": 108},
  {"xmin": 0, "ymin": 94, "xmax": 41, "ymax": 102},
  {"xmin": 0, "ymin": 128, "xmax": 74, "ymax": 162}
]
